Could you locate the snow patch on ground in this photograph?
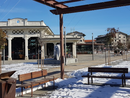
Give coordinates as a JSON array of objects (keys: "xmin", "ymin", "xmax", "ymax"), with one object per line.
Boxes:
[{"xmin": 2, "ymin": 60, "xmax": 130, "ymax": 98}]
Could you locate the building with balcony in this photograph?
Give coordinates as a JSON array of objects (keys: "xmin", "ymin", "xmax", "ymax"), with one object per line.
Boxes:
[{"xmin": 95, "ymin": 32, "xmax": 128, "ymax": 48}]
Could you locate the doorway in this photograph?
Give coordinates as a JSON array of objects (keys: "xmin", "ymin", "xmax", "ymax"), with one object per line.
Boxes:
[
  {"xmin": 28, "ymin": 37, "xmax": 39, "ymax": 59},
  {"xmin": 12, "ymin": 38, "xmax": 25, "ymax": 60}
]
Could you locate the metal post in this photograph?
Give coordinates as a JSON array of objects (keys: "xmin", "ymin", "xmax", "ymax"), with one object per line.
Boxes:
[
  {"xmin": 41, "ymin": 49, "xmax": 42, "ymax": 69},
  {"xmin": 92, "ymin": 33, "xmax": 94, "ymax": 60},
  {"xmin": 41, "ymin": 45, "xmax": 44, "ymax": 70},
  {"xmin": 3, "ymin": 48, "xmax": 5, "ymax": 65},
  {"xmin": 123, "ymin": 50, "xmax": 125, "ymax": 60},
  {"xmin": 42, "ymin": 45, "xmax": 44, "ymax": 69},
  {"xmin": 108, "ymin": 45, "xmax": 111, "ymax": 65},
  {"xmin": 60, "ymin": 14, "xmax": 64, "ymax": 79},
  {"xmin": 38, "ymin": 50, "xmax": 39, "ymax": 68},
  {"xmin": 0, "ymin": 52, "xmax": 1, "ymax": 73},
  {"xmin": 122, "ymin": 50, "xmax": 123, "ymax": 60},
  {"xmin": 64, "ymin": 27, "xmax": 66, "ymax": 65},
  {"xmin": 126, "ymin": 50, "xmax": 127, "ymax": 61},
  {"xmin": 105, "ymin": 49, "xmax": 107, "ymax": 65}
]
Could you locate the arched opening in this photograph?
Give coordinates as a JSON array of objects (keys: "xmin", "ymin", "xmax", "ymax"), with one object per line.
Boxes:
[
  {"xmin": 12, "ymin": 38, "xmax": 25, "ymax": 60},
  {"xmin": 28, "ymin": 37, "xmax": 39, "ymax": 59},
  {"xmin": 47, "ymin": 43, "xmax": 54, "ymax": 57}
]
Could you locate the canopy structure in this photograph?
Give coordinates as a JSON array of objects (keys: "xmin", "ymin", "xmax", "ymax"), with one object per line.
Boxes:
[
  {"xmin": 34, "ymin": 0, "xmax": 130, "ymax": 79},
  {"xmin": 35, "ymin": 0, "xmax": 130, "ymax": 15}
]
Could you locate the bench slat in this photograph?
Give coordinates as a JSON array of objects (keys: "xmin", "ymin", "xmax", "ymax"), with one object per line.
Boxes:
[
  {"xmin": 89, "ymin": 75, "xmax": 123, "ymax": 79},
  {"xmin": 18, "ymin": 70, "xmax": 48, "ymax": 81},
  {"xmin": 124, "ymin": 76, "xmax": 130, "ymax": 79},
  {"xmin": 82, "ymin": 67, "xmax": 128, "ymax": 87},
  {"xmin": 18, "ymin": 70, "xmax": 57, "ymax": 97},
  {"xmin": 32, "ymin": 70, "xmax": 47, "ymax": 78},
  {"xmin": 88, "ymin": 67, "xmax": 128, "ymax": 73},
  {"xmin": 24, "ymin": 78, "xmax": 57, "ymax": 89},
  {"xmin": 18, "ymin": 73, "xmax": 32, "ymax": 81}
]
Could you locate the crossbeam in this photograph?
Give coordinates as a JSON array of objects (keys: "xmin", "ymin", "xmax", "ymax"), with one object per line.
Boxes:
[
  {"xmin": 50, "ymin": 0, "xmax": 130, "ymax": 15},
  {"xmin": 34, "ymin": 0, "xmax": 68, "ymax": 9},
  {"xmin": 54, "ymin": 0, "xmax": 83, "ymax": 5}
]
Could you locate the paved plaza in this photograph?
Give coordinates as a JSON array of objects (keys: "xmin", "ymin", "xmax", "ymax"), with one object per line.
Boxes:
[{"xmin": 1, "ymin": 52, "xmax": 130, "ymax": 98}]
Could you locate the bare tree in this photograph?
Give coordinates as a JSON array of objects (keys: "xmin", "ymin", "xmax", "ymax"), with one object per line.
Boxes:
[
  {"xmin": 117, "ymin": 41, "xmax": 124, "ymax": 50},
  {"xmin": 127, "ymin": 42, "xmax": 130, "ymax": 50},
  {"xmin": 37, "ymin": 38, "xmax": 44, "ymax": 70},
  {"xmin": 37, "ymin": 31, "xmax": 46, "ymax": 70},
  {"xmin": 0, "ymin": 29, "xmax": 7, "ymax": 73},
  {"xmin": 106, "ymin": 28, "xmax": 118, "ymax": 46},
  {"xmin": 106, "ymin": 28, "xmax": 118, "ymax": 65}
]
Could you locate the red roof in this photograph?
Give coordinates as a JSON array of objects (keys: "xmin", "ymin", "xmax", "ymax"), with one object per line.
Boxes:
[{"xmin": 84, "ymin": 40, "xmax": 96, "ymax": 43}]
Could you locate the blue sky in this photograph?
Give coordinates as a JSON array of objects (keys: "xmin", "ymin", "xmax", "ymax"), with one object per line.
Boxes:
[{"xmin": 0, "ymin": 0, "xmax": 130, "ymax": 39}]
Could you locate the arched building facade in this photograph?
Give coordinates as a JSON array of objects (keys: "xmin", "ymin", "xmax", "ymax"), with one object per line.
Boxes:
[{"xmin": 0, "ymin": 18, "xmax": 83, "ymax": 61}]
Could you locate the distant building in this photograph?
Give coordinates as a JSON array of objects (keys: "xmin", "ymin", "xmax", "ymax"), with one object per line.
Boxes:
[
  {"xmin": 76, "ymin": 40, "xmax": 104, "ymax": 54},
  {"xmin": 67, "ymin": 31, "xmax": 86, "ymax": 44},
  {"xmin": 84, "ymin": 40, "xmax": 96, "ymax": 43},
  {"xmin": 113, "ymin": 32, "xmax": 127, "ymax": 46},
  {"xmin": 127, "ymin": 35, "xmax": 130, "ymax": 43},
  {"xmin": 95, "ymin": 32, "xmax": 128, "ymax": 48}
]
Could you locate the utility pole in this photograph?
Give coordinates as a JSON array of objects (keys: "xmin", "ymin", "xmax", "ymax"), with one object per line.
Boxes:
[
  {"xmin": 105, "ymin": 48, "xmax": 107, "ymax": 65},
  {"xmin": 60, "ymin": 14, "xmax": 64, "ymax": 79},
  {"xmin": 64, "ymin": 27, "xmax": 66, "ymax": 65},
  {"xmin": 92, "ymin": 33, "xmax": 94, "ymax": 60}
]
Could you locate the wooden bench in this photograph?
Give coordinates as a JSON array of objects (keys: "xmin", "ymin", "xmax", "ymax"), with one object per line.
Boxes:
[
  {"xmin": 17, "ymin": 70, "xmax": 57, "ymax": 97},
  {"xmin": 82, "ymin": 67, "xmax": 128, "ymax": 87}
]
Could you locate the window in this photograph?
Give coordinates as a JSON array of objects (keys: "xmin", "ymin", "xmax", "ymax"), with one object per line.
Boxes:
[
  {"xmin": 115, "ymin": 40, "xmax": 116, "ymax": 42},
  {"xmin": 17, "ymin": 20, "xmax": 20, "ymax": 23},
  {"xmin": 12, "ymin": 30, "xmax": 24, "ymax": 34},
  {"xmin": 80, "ymin": 40, "xmax": 82, "ymax": 42},
  {"xmin": 29, "ymin": 30, "xmax": 40, "ymax": 34},
  {"xmin": 3, "ymin": 30, "xmax": 7, "ymax": 33}
]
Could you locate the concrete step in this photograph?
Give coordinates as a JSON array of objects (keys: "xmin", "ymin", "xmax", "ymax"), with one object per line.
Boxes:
[{"xmin": 37, "ymin": 58, "xmax": 78, "ymax": 65}]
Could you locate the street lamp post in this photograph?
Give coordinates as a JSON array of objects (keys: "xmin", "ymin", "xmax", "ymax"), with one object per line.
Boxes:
[
  {"xmin": 64, "ymin": 27, "xmax": 66, "ymax": 65},
  {"xmin": 92, "ymin": 33, "xmax": 94, "ymax": 60}
]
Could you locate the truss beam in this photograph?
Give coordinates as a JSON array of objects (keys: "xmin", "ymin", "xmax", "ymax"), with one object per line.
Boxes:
[
  {"xmin": 54, "ymin": 0, "xmax": 83, "ymax": 5},
  {"xmin": 50, "ymin": 0, "xmax": 130, "ymax": 15},
  {"xmin": 34, "ymin": 0, "xmax": 68, "ymax": 9}
]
